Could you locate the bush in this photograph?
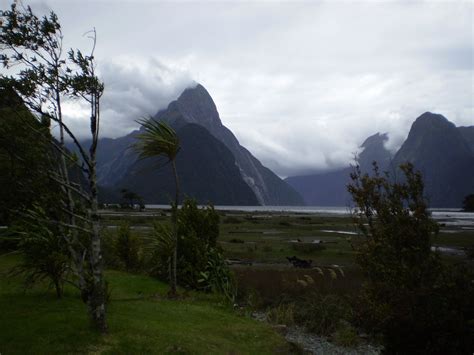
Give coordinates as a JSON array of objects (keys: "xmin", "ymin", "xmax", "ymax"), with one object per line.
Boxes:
[
  {"xmin": 198, "ymin": 248, "xmax": 236, "ymax": 303},
  {"xmin": 463, "ymin": 194, "xmax": 474, "ymax": 212},
  {"xmin": 176, "ymin": 199, "xmax": 220, "ymax": 288},
  {"xmin": 348, "ymin": 163, "xmax": 474, "ymax": 354},
  {"xmin": 101, "ymin": 228, "xmax": 121, "ymax": 269},
  {"xmin": 7, "ymin": 206, "xmax": 70, "ymax": 298},
  {"xmin": 294, "ymin": 293, "xmax": 353, "ymax": 336},
  {"xmin": 115, "ymin": 222, "xmax": 141, "ymax": 271},
  {"xmin": 147, "ymin": 199, "xmax": 233, "ymax": 296}
]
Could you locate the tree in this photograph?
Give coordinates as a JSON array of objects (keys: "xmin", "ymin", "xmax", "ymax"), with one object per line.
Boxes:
[
  {"xmin": 133, "ymin": 118, "xmax": 180, "ymax": 297},
  {"xmin": 0, "ymin": 3, "xmax": 107, "ymax": 332},
  {"xmin": 462, "ymin": 194, "xmax": 474, "ymax": 212},
  {"xmin": 120, "ymin": 188, "xmax": 143, "ymax": 210},
  {"xmin": 348, "ymin": 162, "xmax": 474, "ymax": 354},
  {"xmin": 0, "ymin": 87, "xmax": 54, "ymax": 227}
]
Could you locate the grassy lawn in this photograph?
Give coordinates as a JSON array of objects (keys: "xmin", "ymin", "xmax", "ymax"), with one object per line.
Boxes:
[{"xmin": 0, "ymin": 254, "xmax": 290, "ymax": 355}]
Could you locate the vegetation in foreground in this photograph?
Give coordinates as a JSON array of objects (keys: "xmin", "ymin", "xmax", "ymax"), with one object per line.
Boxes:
[{"xmin": 0, "ymin": 254, "xmax": 290, "ymax": 355}]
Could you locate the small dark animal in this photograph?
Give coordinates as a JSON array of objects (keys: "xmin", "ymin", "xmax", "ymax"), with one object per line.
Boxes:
[{"xmin": 286, "ymin": 256, "xmax": 313, "ymax": 269}]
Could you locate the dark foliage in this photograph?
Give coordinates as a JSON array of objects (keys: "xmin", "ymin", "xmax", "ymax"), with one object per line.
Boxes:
[
  {"xmin": 0, "ymin": 87, "xmax": 54, "ymax": 227},
  {"xmin": 348, "ymin": 162, "xmax": 474, "ymax": 354},
  {"xmin": 176, "ymin": 199, "xmax": 220, "ymax": 288},
  {"xmin": 115, "ymin": 222, "xmax": 141, "ymax": 271},
  {"xmin": 6, "ymin": 206, "xmax": 70, "ymax": 298},
  {"xmin": 463, "ymin": 194, "xmax": 474, "ymax": 212}
]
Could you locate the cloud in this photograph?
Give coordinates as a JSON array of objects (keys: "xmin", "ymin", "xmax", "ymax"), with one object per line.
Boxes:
[
  {"xmin": 4, "ymin": 0, "xmax": 474, "ymax": 178},
  {"xmin": 62, "ymin": 57, "xmax": 194, "ymax": 138}
]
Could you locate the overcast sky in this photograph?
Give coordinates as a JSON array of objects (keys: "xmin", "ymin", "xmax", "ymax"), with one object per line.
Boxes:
[{"xmin": 2, "ymin": 0, "xmax": 473, "ymax": 177}]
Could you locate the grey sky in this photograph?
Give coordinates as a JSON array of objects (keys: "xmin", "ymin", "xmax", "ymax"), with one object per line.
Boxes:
[{"xmin": 2, "ymin": 0, "xmax": 473, "ymax": 177}]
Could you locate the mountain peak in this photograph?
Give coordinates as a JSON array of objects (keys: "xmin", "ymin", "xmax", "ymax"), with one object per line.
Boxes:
[
  {"xmin": 358, "ymin": 132, "xmax": 391, "ymax": 172},
  {"xmin": 412, "ymin": 112, "xmax": 453, "ymax": 130},
  {"xmin": 361, "ymin": 132, "xmax": 388, "ymax": 149},
  {"xmin": 156, "ymin": 83, "xmax": 222, "ymax": 129}
]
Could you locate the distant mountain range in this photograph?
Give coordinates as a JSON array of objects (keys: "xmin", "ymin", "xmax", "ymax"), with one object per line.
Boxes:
[
  {"xmin": 75, "ymin": 84, "xmax": 303, "ymax": 206},
  {"xmin": 286, "ymin": 112, "xmax": 474, "ymax": 208}
]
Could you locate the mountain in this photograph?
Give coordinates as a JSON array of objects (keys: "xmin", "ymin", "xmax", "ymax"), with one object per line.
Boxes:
[
  {"xmin": 154, "ymin": 84, "xmax": 304, "ymax": 206},
  {"xmin": 391, "ymin": 112, "xmax": 474, "ymax": 207},
  {"xmin": 285, "ymin": 132, "xmax": 392, "ymax": 206},
  {"xmin": 358, "ymin": 133, "xmax": 392, "ymax": 173},
  {"xmin": 76, "ymin": 83, "xmax": 302, "ymax": 205},
  {"xmin": 109, "ymin": 123, "xmax": 259, "ymax": 205},
  {"xmin": 458, "ymin": 126, "xmax": 474, "ymax": 155}
]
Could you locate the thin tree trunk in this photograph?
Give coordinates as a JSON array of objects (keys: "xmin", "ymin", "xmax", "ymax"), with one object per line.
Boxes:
[
  {"xmin": 87, "ymin": 93, "xmax": 107, "ymax": 333},
  {"xmin": 54, "ymin": 278, "xmax": 63, "ymax": 299},
  {"xmin": 170, "ymin": 160, "xmax": 180, "ymax": 297}
]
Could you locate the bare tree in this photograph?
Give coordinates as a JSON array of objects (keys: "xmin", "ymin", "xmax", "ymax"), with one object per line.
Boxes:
[{"xmin": 0, "ymin": 3, "xmax": 107, "ymax": 332}]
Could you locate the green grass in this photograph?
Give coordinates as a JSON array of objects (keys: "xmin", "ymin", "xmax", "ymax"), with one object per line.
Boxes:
[{"xmin": 0, "ymin": 254, "xmax": 290, "ymax": 355}]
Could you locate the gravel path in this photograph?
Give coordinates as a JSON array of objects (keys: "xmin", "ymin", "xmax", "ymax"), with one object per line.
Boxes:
[
  {"xmin": 285, "ymin": 325, "xmax": 381, "ymax": 355},
  {"xmin": 252, "ymin": 312, "xmax": 381, "ymax": 355}
]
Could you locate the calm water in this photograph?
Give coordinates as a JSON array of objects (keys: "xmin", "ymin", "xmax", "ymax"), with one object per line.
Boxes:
[{"xmin": 146, "ymin": 204, "xmax": 474, "ymax": 225}]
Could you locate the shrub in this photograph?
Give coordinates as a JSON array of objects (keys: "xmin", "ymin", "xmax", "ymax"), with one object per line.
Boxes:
[
  {"xmin": 147, "ymin": 199, "xmax": 233, "ymax": 295},
  {"xmin": 462, "ymin": 194, "xmax": 474, "ymax": 212},
  {"xmin": 7, "ymin": 206, "xmax": 70, "ymax": 298},
  {"xmin": 198, "ymin": 248, "xmax": 236, "ymax": 303},
  {"xmin": 115, "ymin": 222, "xmax": 141, "ymax": 271},
  {"xmin": 348, "ymin": 163, "xmax": 474, "ymax": 354},
  {"xmin": 176, "ymin": 199, "xmax": 220, "ymax": 288},
  {"xmin": 294, "ymin": 293, "xmax": 353, "ymax": 336},
  {"xmin": 101, "ymin": 228, "xmax": 121, "ymax": 269}
]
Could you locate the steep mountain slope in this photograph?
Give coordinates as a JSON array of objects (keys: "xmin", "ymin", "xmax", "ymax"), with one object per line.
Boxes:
[
  {"xmin": 111, "ymin": 123, "xmax": 259, "ymax": 205},
  {"xmin": 155, "ymin": 84, "xmax": 304, "ymax": 206},
  {"xmin": 458, "ymin": 126, "xmax": 474, "ymax": 155},
  {"xmin": 285, "ymin": 132, "xmax": 392, "ymax": 206},
  {"xmin": 391, "ymin": 112, "xmax": 474, "ymax": 207}
]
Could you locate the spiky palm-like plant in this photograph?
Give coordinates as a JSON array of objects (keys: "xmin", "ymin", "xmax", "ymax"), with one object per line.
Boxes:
[{"xmin": 133, "ymin": 118, "xmax": 181, "ymax": 296}]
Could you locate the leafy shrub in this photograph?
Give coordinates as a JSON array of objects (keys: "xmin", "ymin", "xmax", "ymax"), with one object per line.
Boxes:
[
  {"xmin": 349, "ymin": 163, "xmax": 474, "ymax": 354},
  {"xmin": 7, "ymin": 206, "xmax": 70, "ymax": 298},
  {"xmin": 101, "ymin": 228, "xmax": 121, "ymax": 268},
  {"xmin": 279, "ymin": 221, "xmax": 291, "ymax": 227},
  {"xmin": 147, "ymin": 199, "xmax": 233, "ymax": 296},
  {"xmin": 294, "ymin": 293, "xmax": 353, "ymax": 336},
  {"xmin": 115, "ymin": 222, "xmax": 141, "ymax": 271},
  {"xmin": 198, "ymin": 248, "xmax": 236, "ymax": 303},
  {"xmin": 144, "ymin": 222, "xmax": 174, "ymax": 279},
  {"xmin": 176, "ymin": 199, "xmax": 220, "ymax": 288}
]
